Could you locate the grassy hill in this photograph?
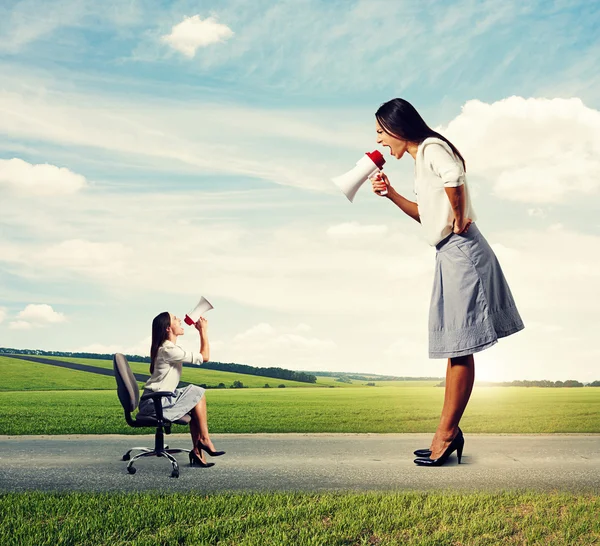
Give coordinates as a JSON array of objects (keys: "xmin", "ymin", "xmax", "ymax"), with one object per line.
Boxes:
[
  {"xmin": 1, "ymin": 355, "xmax": 322, "ymax": 390},
  {"xmin": 1, "ymin": 356, "xmax": 117, "ymax": 391}
]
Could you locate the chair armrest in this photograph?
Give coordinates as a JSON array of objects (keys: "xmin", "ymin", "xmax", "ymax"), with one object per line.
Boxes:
[{"xmin": 140, "ymin": 391, "xmax": 174, "ymax": 422}]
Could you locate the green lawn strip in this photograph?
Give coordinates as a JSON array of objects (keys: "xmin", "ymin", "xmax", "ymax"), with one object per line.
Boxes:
[
  {"xmin": 0, "ymin": 356, "xmax": 118, "ymax": 391},
  {"xmin": 1, "ymin": 386, "xmax": 598, "ymax": 435},
  {"xmin": 35, "ymin": 356, "xmax": 322, "ymax": 389},
  {"xmin": 0, "ymin": 491, "xmax": 597, "ymax": 546}
]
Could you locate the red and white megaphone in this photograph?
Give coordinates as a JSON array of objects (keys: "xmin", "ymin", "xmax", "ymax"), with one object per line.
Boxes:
[
  {"xmin": 184, "ymin": 296, "xmax": 214, "ymax": 326},
  {"xmin": 332, "ymin": 150, "xmax": 386, "ymax": 202}
]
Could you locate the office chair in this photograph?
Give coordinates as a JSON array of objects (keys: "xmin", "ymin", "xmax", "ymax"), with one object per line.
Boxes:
[{"xmin": 113, "ymin": 352, "xmax": 191, "ymax": 478}]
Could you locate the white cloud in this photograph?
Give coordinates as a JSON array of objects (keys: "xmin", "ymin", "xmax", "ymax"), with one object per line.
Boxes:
[
  {"xmin": 0, "ymin": 158, "xmax": 87, "ymax": 196},
  {"xmin": 0, "ymin": 307, "xmax": 6, "ymax": 324},
  {"xmin": 78, "ymin": 336, "xmax": 151, "ymax": 357},
  {"xmin": 233, "ymin": 323, "xmax": 276, "ymax": 341},
  {"xmin": 17, "ymin": 303, "xmax": 66, "ymax": 324},
  {"xmin": 161, "ymin": 15, "xmax": 234, "ymax": 57},
  {"xmin": 9, "ymin": 304, "xmax": 66, "ymax": 330},
  {"xmin": 0, "ymin": 238, "xmax": 129, "ymax": 281},
  {"xmin": 206, "ymin": 322, "xmax": 337, "ymax": 369},
  {"xmin": 39, "ymin": 239, "xmax": 129, "ymax": 279},
  {"xmin": 9, "ymin": 320, "xmax": 31, "ymax": 330},
  {"xmin": 527, "ymin": 208, "xmax": 546, "ymax": 218},
  {"xmin": 327, "ymin": 222, "xmax": 389, "ymax": 237},
  {"xmin": 442, "ymin": 96, "xmax": 600, "ymax": 204}
]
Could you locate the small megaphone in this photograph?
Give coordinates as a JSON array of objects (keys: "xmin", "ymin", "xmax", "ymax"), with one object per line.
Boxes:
[
  {"xmin": 184, "ymin": 296, "xmax": 214, "ymax": 326},
  {"xmin": 332, "ymin": 150, "xmax": 386, "ymax": 202}
]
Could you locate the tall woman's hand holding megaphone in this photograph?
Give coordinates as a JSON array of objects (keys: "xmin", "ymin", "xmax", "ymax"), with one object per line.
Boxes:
[{"xmin": 370, "ymin": 171, "xmax": 391, "ymax": 196}]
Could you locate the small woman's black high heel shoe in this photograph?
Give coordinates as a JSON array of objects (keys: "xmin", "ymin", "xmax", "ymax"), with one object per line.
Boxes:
[
  {"xmin": 413, "ymin": 427, "xmax": 462, "ymax": 458},
  {"xmin": 197, "ymin": 440, "xmax": 226, "ymax": 457},
  {"xmin": 189, "ymin": 451, "xmax": 215, "ymax": 468},
  {"xmin": 413, "ymin": 431, "xmax": 464, "ymax": 466}
]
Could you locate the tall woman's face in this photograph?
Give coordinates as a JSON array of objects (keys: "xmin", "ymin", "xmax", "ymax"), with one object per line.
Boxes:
[{"xmin": 376, "ymin": 119, "xmax": 409, "ymax": 159}]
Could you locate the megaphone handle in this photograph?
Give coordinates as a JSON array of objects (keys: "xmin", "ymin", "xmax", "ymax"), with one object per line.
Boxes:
[{"xmin": 373, "ymin": 169, "xmax": 388, "ymax": 196}]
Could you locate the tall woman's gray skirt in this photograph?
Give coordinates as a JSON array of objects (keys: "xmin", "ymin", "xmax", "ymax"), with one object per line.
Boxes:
[
  {"xmin": 138, "ymin": 384, "xmax": 205, "ymax": 422},
  {"xmin": 429, "ymin": 223, "xmax": 524, "ymax": 359}
]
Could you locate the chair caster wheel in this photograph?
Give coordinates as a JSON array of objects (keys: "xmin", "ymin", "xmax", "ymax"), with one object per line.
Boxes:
[
  {"xmin": 171, "ymin": 469, "xmax": 179, "ymax": 478},
  {"xmin": 127, "ymin": 466, "xmax": 137, "ymax": 475},
  {"xmin": 122, "ymin": 454, "xmax": 130, "ymax": 461}
]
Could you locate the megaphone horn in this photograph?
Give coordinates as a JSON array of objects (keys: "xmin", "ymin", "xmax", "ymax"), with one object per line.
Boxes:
[
  {"xmin": 332, "ymin": 150, "xmax": 386, "ymax": 202},
  {"xmin": 184, "ymin": 296, "xmax": 214, "ymax": 326}
]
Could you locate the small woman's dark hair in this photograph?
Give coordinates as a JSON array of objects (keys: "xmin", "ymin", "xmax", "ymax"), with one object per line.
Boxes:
[
  {"xmin": 150, "ymin": 311, "xmax": 171, "ymax": 374},
  {"xmin": 375, "ymin": 98, "xmax": 466, "ymax": 170}
]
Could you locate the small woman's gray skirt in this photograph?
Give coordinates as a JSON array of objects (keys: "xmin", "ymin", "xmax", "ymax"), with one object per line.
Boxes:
[
  {"xmin": 429, "ymin": 223, "xmax": 524, "ymax": 359},
  {"xmin": 138, "ymin": 384, "xmax": 205, "ymax": 422}
]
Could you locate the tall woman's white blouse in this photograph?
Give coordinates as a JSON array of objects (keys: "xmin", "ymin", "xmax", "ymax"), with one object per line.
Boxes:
[
  {"xmin": 414, "ymin": 137, "xmax": 477, "ymax": 246},
  {"xmin": 144, "ymin": 340, "xmax": 203, "ymax": 393}
]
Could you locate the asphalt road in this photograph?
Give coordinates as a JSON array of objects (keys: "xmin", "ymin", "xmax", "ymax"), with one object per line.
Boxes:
[{"xmin": 1, "ymin": 433, "xmax": 599, "ymax": 493}]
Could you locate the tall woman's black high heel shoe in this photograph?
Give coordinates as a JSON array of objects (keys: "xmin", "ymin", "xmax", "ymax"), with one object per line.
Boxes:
[
  {"xmin": 189, "ymin": 451, "xmax": 215, "ymax": 468},
  {"xmin": 197, "ymin": 440, "xmax": 226, "ymax": 457},
  {"xmin": 414, "ymin": 431, "xmax": 464, "ymax": 466},
  {"xmin": 413, "ymin": 427, "xmax": 462, "ymax": 457}
]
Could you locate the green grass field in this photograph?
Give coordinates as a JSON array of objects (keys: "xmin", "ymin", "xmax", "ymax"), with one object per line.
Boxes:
[
  {"xmin": 0, "ymin": 491, "xmax": 597, "ymax": 545},
  {"xmin": 1, "ymin": 384, "xmax": 598, "ymax": 435},
  {"xmin": 1, "ymin": 355, "xmax": 598, "ymax": 435}
]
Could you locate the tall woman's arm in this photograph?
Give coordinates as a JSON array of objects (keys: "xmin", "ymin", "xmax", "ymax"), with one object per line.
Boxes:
[
  {"xmin": 444, "ymin": 185, "xmax": 470, "ymax": 233},
  {"xmin": 386, "ymin": 187, "xmax": 421, "ymax": 223},
  {"xmin": 371, "ymin": 172, "xmax": 420, "ymax": 223}
]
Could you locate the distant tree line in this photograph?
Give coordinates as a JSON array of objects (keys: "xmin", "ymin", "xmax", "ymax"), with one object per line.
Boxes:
[
  {"xmin": 436, "ymin": 379, "xmax": 599, "ymax": 388},
  {"xmin": 196, "ymin": 361, "xmax": 316, "ymax": 384},
  {"xmin": 308, "ymin": 371, "xmax": 444, "ymax": 381},
  {"xmin": 0, "ymin": 347, "xmax": 317, "ymax": 384}
]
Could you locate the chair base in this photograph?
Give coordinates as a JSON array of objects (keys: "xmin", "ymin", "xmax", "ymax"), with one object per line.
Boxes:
[{"xmin": 124, "ymin": 447, "xmax": 191, "ymax": 478}]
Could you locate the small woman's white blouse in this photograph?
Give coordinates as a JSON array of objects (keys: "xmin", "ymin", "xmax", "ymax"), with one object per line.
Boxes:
[{"xmin": 144, "ymin": 340, "xmax": 203, "ymax": 393}]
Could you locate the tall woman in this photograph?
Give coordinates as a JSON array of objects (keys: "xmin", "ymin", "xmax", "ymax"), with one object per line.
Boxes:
[
  {"xmin": 371, "ymin": 98, "xmax": 524, "ymax": 466},
  {"xmin": 138, "ymin": 312, "xmax": 225, "ymax": 467}
]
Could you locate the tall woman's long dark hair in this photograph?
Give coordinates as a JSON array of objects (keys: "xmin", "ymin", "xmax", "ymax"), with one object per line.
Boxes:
[
  {"xmin": 150, "ymin": 311, "xmax": 171, "ymax": 374},
  {"xmin": 376, "ymin": 98, "xmax": 466, "ymax": 170}
]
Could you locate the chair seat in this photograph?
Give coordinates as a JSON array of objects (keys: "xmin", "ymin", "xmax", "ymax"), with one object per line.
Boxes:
[{"xmin": 134, "ymin": 413, "xmax": 192, "ymax": 426}]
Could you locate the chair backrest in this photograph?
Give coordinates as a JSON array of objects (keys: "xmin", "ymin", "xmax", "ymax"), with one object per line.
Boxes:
[{"xmin": 113, "ymin": 353, "xmax": 140, "ymax": 413}]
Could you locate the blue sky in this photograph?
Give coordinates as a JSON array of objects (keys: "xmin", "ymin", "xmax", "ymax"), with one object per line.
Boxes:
[{"xmin": 1, "ymin": 0, "xmax": 599, "ymax": 381}]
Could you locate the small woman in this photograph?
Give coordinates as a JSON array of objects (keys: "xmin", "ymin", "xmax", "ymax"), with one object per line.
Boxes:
[
  {"xmin": 138, "ymin": 311, "xmax": 225, "ymax": 467},
  {"xmin": 370, "ymin": 98, "xmax": 524, "ymax": 466}
]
